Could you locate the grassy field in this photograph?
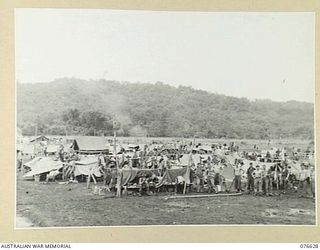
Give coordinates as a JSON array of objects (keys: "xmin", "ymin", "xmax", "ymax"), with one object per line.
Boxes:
[
  {"xmin": 23, "ymin": 136, "xmax": 314, "ymax": 150},
  {"xmin": 16, "ymin": 177, "xmax": 315, "ymax": 227}
]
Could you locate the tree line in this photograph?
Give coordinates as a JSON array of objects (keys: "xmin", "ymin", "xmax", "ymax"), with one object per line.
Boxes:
[{"xmin": 17, "ymin": 78, "xmax": 314, "ymax": 139}]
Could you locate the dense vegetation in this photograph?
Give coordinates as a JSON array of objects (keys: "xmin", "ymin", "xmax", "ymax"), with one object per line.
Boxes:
[{"xmin": 17, "ymin": 78, "xmax": 314, "ymax": 139}]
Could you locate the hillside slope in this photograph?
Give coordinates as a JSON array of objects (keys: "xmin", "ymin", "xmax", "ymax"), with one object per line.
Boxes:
[{"xmin": 17, "ymin": 78, "xmax": 314, "ymax": 139}]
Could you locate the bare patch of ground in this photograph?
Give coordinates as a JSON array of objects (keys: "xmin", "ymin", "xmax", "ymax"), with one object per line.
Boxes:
[{"xmin": 16, "ymin": 178, "xmax": 315, "ymax": 227}]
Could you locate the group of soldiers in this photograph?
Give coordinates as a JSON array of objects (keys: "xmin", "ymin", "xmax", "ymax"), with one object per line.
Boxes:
[
  {"xmin": 18, "ymin": 141, "xmax": 315, "ymax": 198},
  {"xmin": 91, "ymin": 146, "xmax": 315, "ymax": 197}
]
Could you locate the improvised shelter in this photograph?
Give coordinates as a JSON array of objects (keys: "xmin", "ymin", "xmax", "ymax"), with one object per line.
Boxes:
[
  {"xmin": 23, "ymin": 157, "xmax": 63, "ymax": 178},
  {"xmin": 121, "ymin": 168, "xmax": 158, "ymax": 186},
  {"xmin": 156, "ymin": 167, "xmax": 191, "ymax": 188},
  {"xmin": 71, "ymin": 136, "xmax": 108, "ymax": 155},
  {"xmin": 74, "ymin": 156, "xmax": 102, "ymax": 177}
]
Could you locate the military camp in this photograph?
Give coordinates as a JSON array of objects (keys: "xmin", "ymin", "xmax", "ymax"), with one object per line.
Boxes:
[
  {"xmin": 16, "ymin": 133, "xmax": 315, "ymax": 227},
  {"xmin": 15, "ymin": 10, "xmax": 316, "ymax": 228}
]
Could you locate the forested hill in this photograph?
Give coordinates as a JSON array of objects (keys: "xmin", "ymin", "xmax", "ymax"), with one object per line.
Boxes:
[{"xmin": 17, "ymin": 78, "xmax": 314, "ymax": 139}]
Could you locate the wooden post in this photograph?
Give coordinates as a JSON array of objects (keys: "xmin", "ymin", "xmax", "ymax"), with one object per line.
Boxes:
[
  {"xmin": 86, "ymin": 174, "xmax": 90, "ymax": 189},
  {"xmin": 113, "ymin": 130, "xmax": 117, "ymax": 157},
  {"xmin": 114, "ymin": 129, "xmax": 122, "ymax": 197},
  {"xmin": 275, "ymin": 165, "xmax": 279, "ymax": 190},
  {"xmin": 91, "ymin": 173, "xmax": 97, "ymax": 185},
  {"xmin": 116, "ymin": 167, "xmax": 122, "ymax": 197},
  {"xmin": 183, "ymin": 153, "xmax": 192, "ymax": 194}
]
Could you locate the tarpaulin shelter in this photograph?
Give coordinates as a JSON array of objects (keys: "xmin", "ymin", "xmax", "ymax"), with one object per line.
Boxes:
[
  {"xmin": 71, "ymin": 136, "xmax": 108, "ymax": 155},
  {"xmin": 221, "ymin": 166, "xmax": 236, "ymax": 182},
  {"xmin": 286, "ymin": 159, "xmax": 309, "ymax": 178},
  {"xmin": 23, "ymin": 157, "xmax": 63, "ymax": 178},
  {"xmin": 20, "ymin": 144, "xmax": 37, "ymax": 155},
  {"xmin": 220, "ymin": 166, "xmax": 236, "ymax": 191},
  {"xmin": 120, "ymin": 168, "xmax": 158, "ymax": 186},
  {"xmin": 156, "ymin": 167, "xmax": 191, "ymax": 188},
  {"xmin": 178, "ymin": 154, "xmax": 190, "ymax": 166},
  {"xmin": 74, "ymin": 156, "xmax": 102, "ymax": 177},
  {"xmin": 179, "ymin": 154, "xmax": 200, "ymax": 166}
]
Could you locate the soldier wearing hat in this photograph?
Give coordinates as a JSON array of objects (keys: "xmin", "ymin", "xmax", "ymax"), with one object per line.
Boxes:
[
  {"xmin": 234, "ymin": 162, "xmax": 244, "ymax": 193},
  {"xmin": 299, "ymin": 163, "xmax": 311, "ymax": 196},
  {"xmin": 253, "ymin": 165, "xmax": 263, "ymax": 194},
  {"xmin": 246, "ymin": 162, "xmax": 255, "ymax": 193}
]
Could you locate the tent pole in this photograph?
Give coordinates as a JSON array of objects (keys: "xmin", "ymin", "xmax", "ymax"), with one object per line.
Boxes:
[{"xmin": 113, "ymin": 130, "xmax": 117, "ymax": 157}]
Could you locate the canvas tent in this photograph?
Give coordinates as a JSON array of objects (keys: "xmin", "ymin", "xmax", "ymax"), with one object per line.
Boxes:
[
  {"xmin": 23, "ymin": 157, "xmax": 63, "ymax": 178},
  {"xmin": 20, "ymin": 144, "xmax": 37, "ymax": 156},
  {"xmin": 71, "ymin": 137, "xmax": 108, "ymax": 154}
]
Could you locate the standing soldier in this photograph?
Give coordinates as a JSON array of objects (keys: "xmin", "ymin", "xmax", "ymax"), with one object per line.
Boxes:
[
  {"xmin": 299, "ymin": 163, "xmax": 311, "ymax": 196},
  {"xmin": 261, "ymin": 165, "xmax": 270, "ymax": 195},
  {"xmin": 281, "ymin": 165, "xmax": 290, "ymax": 190},
  {"xmin": 195, "ymin": 163, "xmax": 204, "ymax": 193},
  {"xmin": 159, "ymin": 156, "xmax": 166, "ymax": 176},
  {"xmin": 246, "ymin": 162, "xmax": 255, "ymax": 193},
  {"xmin": 234, "ymin": 162, "xmax": 244, "ymax": 193},
  {"xmin": 58, "ymin": 144, "xmax": 65, "ymax": 162},
  {"xmin": 206, "ymin": 166, "xmax": 216, "ymax": 193},
  {"xmin": 310, "ymin": 164, "xmax": 315, "ymax": 198},
  {"xmin": 132, "ymin": 150, "xmax": 140, "ymax": 168},
  {"xmin": 116, "ymin": 164, "xmax": 123, "ymax": 197},
  {"xmin": 253, "ymin": 165, "xmax": 263, "ymax": 194},
  {"xmin": 98, "ymin": 153, "xmax": 105, "ymax": 168},
  {"xmin": 214, "ymin": 163, "xmax": 224, "ymax": 193}
]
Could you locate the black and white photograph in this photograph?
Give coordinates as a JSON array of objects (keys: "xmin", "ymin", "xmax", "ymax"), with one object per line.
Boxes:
[{"xmin": 15, "ymin": 9, "xmax": 316, "ymax": 228}]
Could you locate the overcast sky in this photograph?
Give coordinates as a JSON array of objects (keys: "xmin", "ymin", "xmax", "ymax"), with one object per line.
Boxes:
[{"xmin": 15, "ymin": 9, "xmax": 315, "ymax": 102}]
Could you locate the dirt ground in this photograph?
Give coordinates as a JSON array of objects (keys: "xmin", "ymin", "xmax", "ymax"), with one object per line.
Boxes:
[{"xmin": 16, "ymin": 177, "xmax": 315, "ymax": 227}]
